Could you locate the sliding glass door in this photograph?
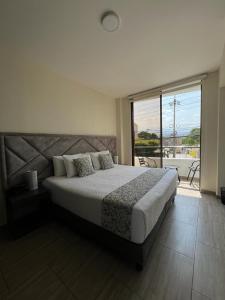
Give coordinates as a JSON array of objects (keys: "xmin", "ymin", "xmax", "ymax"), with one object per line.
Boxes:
[
  {"xmin": 132, "ymin": 96, "xmax": 162, "ymax": 167},
  {"xmin": 162, "ymin": 85, "xmax": 201, "ymax": 184},
  {"xmin": 131, "ymin": 84, "xmax": 201, "ymax": 187}
]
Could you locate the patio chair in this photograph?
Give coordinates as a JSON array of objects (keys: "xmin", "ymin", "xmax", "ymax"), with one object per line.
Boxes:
[
  {"xmin": 138, "ymin": 157, "xmax": 157, "ymax": 168},
  {"xmin": 187, "ymin": 160, "xmax": 200, "ymax": 185},
  {"xmin": 138, "ymin": 157, "xmax": 147, "ymax": 167}
]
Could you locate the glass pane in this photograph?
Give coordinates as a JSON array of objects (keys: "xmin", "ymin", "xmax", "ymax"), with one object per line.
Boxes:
[
  {"xmin": 162, "ymin": 85, "xmax": 201, "ymax": 185},
  {"xmin": 133, "ymin": 97, "xmax": 161, "ymax": 167}
]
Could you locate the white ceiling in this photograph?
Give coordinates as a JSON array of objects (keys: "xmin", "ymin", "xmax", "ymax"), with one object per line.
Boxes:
[{"xmin": 1, "ymin": 0, "xmax": 225, "ymax": 98}]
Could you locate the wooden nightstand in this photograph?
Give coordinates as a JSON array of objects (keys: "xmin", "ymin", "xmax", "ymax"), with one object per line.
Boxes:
[{"xmin": 6, "ymin": 185, "xmax": 52, "ymax": 238}]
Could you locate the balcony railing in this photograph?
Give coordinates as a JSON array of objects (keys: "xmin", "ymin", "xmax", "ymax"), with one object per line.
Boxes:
[{"xmin": 134, "ymin": 145, "xmax": 200, "ymax": 179}]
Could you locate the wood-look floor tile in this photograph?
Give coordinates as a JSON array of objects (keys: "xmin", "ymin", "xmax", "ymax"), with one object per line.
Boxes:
[
  {"xmin": 177, "ymin": 183, "xmax": 201, "ymax": 198},
  {"xmin": 199, "ymin": 202, "xmax": 225, "ymax": 224},
  {"xmin": 200, "ymin": 194, "xmax": 221, "ymax": 206},
  {"xmin": 157, "ymin": 218, "xmax": 197, "ymax": 258},
  {"xmin": 192, "ymin": 290, "xmax": 211, "ymax": 300},
  {"xmin": 0, "ymin": 270, "xmax": 8, "ymax": 298},
  {"xmin": 54, "ymin": 238, "xmax": 100, "ymax": 284},
  {"xmin": 2, "ymin": 236, "xmax": 76, "ymax": 291},
  {"xmin": 175, "ymin": 194, "xmax": 199, "ymax": 208},
  {"xmin": 6, "ymin": 267, "xmax": 74, "ymax": 300},
  {"xmin": 115, "ymin": 243, "xmax": 193, "ymax": 300},
  {"xmin": 166, "ymin": 202, "xmax": 198, "ymax": 226},
  {"xmin": 96, "ymin": 275, "xmax": 140, "ymax": 300},
  {"xmin": 193, "ymin": 242, "xmax": 225, "ymax": 300},
  {"xmin": 0, "ymin": 225, "xmax": 59, "ymax": 269},
  {"xmin": 197, "ymin": 218, "xmax": 225, "ymax": 250},
  {"xmin": 69, "ymin": 250, "xmax": 117, "ymax": 300}
]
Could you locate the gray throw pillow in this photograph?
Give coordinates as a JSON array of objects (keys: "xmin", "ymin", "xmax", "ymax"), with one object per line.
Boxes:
[
  {"xmin": 73, "ymin": 157, "xmax": 95, "ymax": 177},
  {"xmin": 99, "ymin": 153, "xmax": 114, "ymax": 170},
  {"xmin": 90, "ymin": 150, "xmax": 109, "ymax": 170}
]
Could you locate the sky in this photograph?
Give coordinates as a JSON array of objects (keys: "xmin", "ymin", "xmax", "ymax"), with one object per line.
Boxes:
[{"xmin": 134, "ymin": 86, "xmax": 201, "ymax": 138}]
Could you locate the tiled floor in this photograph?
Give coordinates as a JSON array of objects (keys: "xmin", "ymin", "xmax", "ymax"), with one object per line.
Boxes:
[{"xmin": 0, "ymin": 182, "xmax": 225, "ymax": 300}]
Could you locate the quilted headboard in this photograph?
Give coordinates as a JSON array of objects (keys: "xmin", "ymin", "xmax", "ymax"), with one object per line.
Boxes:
[{"xmin": 0, "ymin": 133, "xmax": 117, "ymax": 190}]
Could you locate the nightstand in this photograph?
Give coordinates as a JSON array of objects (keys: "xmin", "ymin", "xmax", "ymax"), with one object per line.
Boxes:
[{"xmin": 6, "ymin": 185, "xmax": 52, "ymax": 238}]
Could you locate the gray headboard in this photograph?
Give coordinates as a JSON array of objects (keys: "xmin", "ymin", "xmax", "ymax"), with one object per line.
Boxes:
[{"xmin": 0, "ymin": 133, "xmax": 117, "ymax": 190}]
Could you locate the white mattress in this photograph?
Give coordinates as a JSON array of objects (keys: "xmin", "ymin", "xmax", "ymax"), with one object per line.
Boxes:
[{"xmin": 44, "ymin": 165, "xmax": 177, "ymax": 244}]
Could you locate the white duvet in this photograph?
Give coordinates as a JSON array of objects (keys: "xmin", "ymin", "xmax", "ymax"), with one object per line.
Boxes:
[{"xmin": 44, "ymin": 165, "xmax": 177, "ymax": 244}]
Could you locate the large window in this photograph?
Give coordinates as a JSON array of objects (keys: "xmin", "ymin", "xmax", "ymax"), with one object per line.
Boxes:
[{"xmin": 132, "ymin": 84, "xmax": 201, "ymax": 185}]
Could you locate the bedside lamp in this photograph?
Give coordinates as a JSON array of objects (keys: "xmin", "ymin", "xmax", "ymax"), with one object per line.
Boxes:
[
  {"xmin": 113, "ymin": 155, "xmax": 119, "ymax": 165},
  {"xmin": 25, "ymin": 170, "xmax": 38, "ymax": 191}
]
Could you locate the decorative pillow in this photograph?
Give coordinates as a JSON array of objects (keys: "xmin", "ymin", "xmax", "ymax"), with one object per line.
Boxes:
[
  {"xmin": 63, "ymin": 154, "xmax": 92, "ymax": 177},
  {"xmin": 73, "ymin": 157, "xmax": 95, "ymax": 177},
  {"xmin": 53, "ymin": 156, "xmax": 67, "ymax": 177},
  {"xmin": 89, "ymin": 150, "xmax": 110, "ymax": 170},
  {"xmin": 99, "ymin": 153, "xmax": 114, "ymax": 170}
]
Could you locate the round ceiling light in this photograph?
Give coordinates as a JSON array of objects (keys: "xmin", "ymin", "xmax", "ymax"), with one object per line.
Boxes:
[{"xmin": 101, "ymin": 11, "xmax": 120, "ymax": 32}]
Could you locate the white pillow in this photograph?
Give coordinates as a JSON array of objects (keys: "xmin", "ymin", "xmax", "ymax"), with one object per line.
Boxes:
[
  {"xmin": 89, "ymin": 150, "xmax": 110, "ymax": 170},
  {"xmin": 53, "ymin": 156, "xmax": 67, "ymax": 177},
  {"xmin": 63, "ymin": 153, "xmax": 92, "ymax": 177}
]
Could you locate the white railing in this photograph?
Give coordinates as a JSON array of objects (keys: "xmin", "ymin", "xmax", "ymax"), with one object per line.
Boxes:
[{"xmin": 135, "ymin": 156, "xmax": 200, "ymax": 179}]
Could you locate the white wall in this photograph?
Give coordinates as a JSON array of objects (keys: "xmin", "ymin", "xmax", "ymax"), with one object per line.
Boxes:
[
  {"xmin": 0, "ymin": 48, "xmax": 116, "ymax": 136},
  {"xmin": 219, "ymin": 45, "xmax": 225, "ymax": 88},
  {"xmin": 118, "ymin": 71, "xmax": 219, "ymax": 193},
  {"xmin": 217, "ymin": 87, "xmax": 225, "ymax": 195},
  {"xmin": 216, "ymin": 45, "xmax": 225, "ymax": 195},
  {"xmin": 201, "ymin": 72, "xmax": 219, "ymax": 193},
  {"xmin": 116, "ymin": 98, "xmax": 132, "ymax": 165}
]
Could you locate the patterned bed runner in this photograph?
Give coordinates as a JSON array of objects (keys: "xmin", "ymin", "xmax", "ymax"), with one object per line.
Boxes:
[{"xmin": 101, "ymin": 168, "xmax": 167, "ymax": 240}]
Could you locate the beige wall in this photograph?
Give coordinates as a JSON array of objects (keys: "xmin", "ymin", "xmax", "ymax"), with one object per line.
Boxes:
[
  {"xmin": 216, "ymin": 45, "xmax": 225, "ymax": 195},
  {"xmin": 0, "ymin": 49, "xmax": 116, "ymax": 136},
  {"xmin": 0, "ymin": 49, "xmax": 116, "ymax": 225},
  {"xmin": 201, "ymin": 72, "xmax": 219, "ymax": 193},
  {"xmin": 118, "ymin": 71, "xmax": 220, "ymax": 193},
  {"xmin": 219, "ymin": 45, "xmax": 225, "ymax": 88},
  {"xmin": 217, "ymin": 87, "xmax": 225, "ymax": 195},
  {"xmin": 116, "ymin": 98, "xmax": 132, "ymax": 165}
]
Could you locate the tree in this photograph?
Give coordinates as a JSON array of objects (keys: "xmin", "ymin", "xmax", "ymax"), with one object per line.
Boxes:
[
  {"xmin": 182, "ymin": 128, "xmax": 200, "ymax": 145},
  {"xmin": 138, "ymin": 131, "xmax": 158, "ymax": 140}
]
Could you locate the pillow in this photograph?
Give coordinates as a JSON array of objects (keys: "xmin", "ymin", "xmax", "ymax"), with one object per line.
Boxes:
[
  {"xmin": 63, "ymin": 154, "xmax": 92, "ymax": 177},
  {"xmin": 99, "ymin": 153, "xmax": 114, "ymax": 170},
  {"xmin": 89, "ymin": 150, "xmax": 110, "ymax": 170},
  {"xmin": 53, "ymin": 156, "xmax": 67, "ymax": 177},
  {"xmin": 73, "ymin": 157, "xmax": 95, "ymax": 177}
]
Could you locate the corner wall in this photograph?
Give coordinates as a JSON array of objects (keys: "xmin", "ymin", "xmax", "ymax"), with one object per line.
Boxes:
[
  {"xmin": 216, "ymin": 45, "xmax": 225, "ymax": 195},
  {"xmin": 0, "ymin": 48, "xmax": 117, "ymax": 225},
  {"xmin": 201, "ymin": 72, "xmax": 219, "ymax": 193}
]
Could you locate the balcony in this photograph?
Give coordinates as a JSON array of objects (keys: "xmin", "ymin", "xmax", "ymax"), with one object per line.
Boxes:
[{"xmin": 134, "ymin": 145, "xmax": 200, "ymax": 183}]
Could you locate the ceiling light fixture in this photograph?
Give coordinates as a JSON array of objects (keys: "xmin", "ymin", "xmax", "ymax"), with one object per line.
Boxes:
[{"xmin": 101, "ymin": 11, "xmax": 120, "ymax": 32}]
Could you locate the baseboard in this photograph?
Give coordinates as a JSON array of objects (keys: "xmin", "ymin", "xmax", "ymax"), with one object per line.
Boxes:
[{"xmin": 200, "ymin": 189, "xmax": 216, "ymax": 196}]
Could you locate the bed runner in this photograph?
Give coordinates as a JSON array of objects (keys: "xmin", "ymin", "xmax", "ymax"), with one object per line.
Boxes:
[{"xmin": 101, "ymin": 168, "xmax": 167, "ymax": 240}]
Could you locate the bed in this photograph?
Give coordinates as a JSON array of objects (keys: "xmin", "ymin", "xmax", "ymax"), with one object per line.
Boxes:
[{"xmin": 44, "ymin": 165, "xmax": 177, "ymax": 269}]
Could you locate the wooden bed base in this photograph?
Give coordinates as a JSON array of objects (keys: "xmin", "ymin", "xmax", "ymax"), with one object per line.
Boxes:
[{"xmin": 52, "ymin": 189, "xmax": 176, "ymax": 271}]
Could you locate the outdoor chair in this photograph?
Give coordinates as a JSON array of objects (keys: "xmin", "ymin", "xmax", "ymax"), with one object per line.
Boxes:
[
  {"xmin": 138, "ymin": 157, "xmax": 157, "ymax": 168},
  {"xmin": 187, "ymin": 160, "xmax": 200, "ymax": 185},
  {"xmin": 138, "ymin": 157, "xmax": 147, "ymax": 167}
]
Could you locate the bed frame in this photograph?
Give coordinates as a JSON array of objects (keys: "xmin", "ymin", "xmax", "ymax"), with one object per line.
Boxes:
[
  {"xmin": 0, "ymin": 133, "xmax": 175, "ymax": 270},
  {"xmin": 52, "ymin": 190, "xmax": 176, "ymax": 270}
]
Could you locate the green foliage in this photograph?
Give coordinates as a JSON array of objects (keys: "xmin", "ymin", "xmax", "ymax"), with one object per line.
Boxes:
[
  {"xmin": 135, "ymin": 139, "xmax": 159, "ymax": 146},
  {"xmin": 138, "ymin": 131, "xmax": 158, "ymax": 140},
  {"xmin": 182, "ymin": 128, "xmax": 200, "ymax": 145}
]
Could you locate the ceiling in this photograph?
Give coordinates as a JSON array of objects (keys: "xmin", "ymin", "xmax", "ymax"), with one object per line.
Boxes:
[{"xmin": 1, "ymin": 0, "xmax": 225, "ymax": 98}]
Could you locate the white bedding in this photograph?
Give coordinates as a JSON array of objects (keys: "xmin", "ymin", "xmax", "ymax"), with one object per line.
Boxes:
[{"xmin": 44, "ymin": 165, "xmax": 177, "ymax": 244}]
